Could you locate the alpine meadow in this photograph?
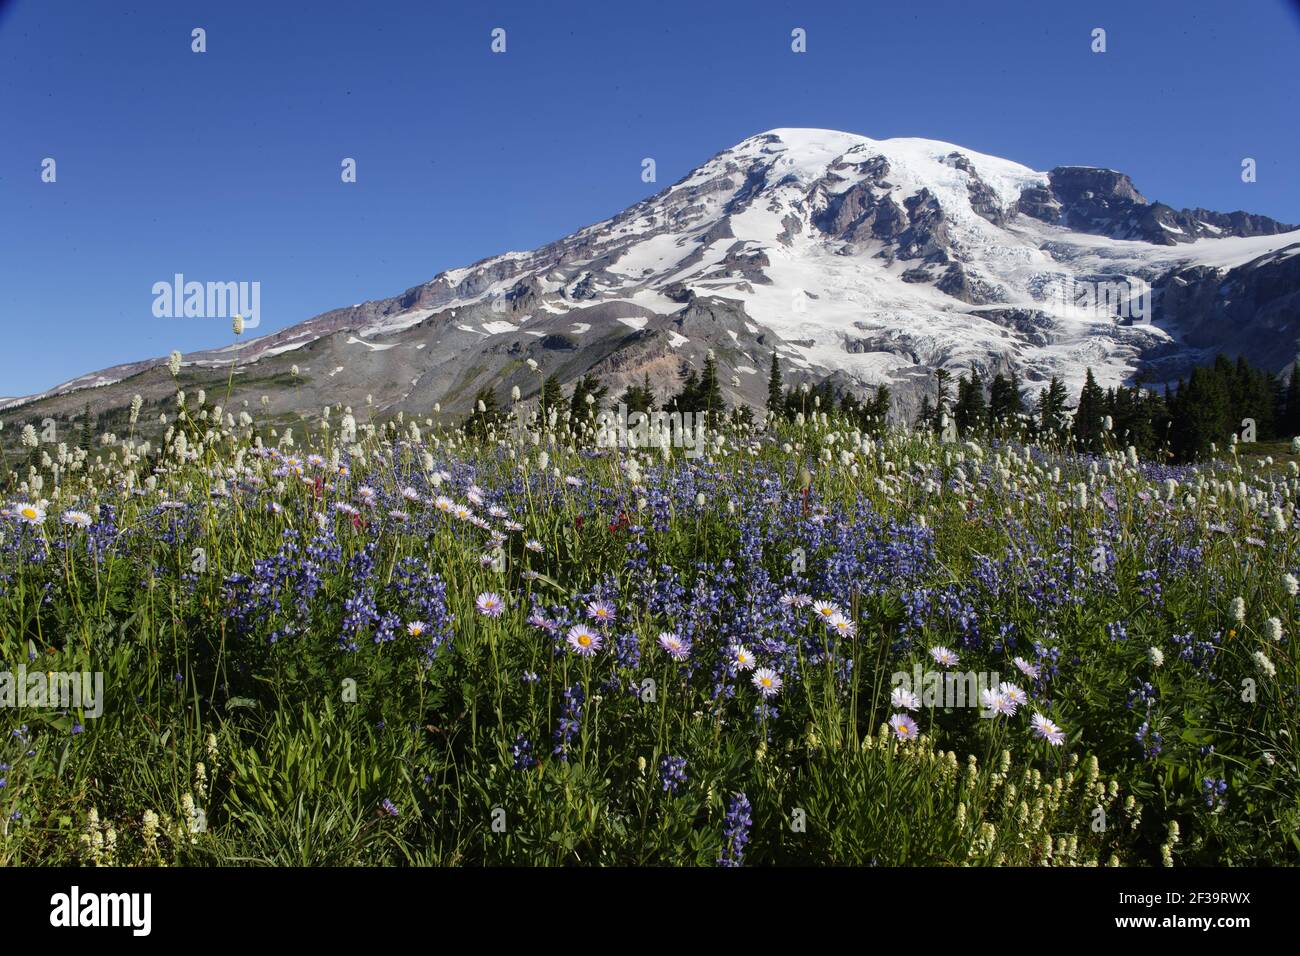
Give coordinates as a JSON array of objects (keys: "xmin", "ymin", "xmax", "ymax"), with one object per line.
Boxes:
[
  {"xmin": 4, "ymin": 0, "xmax": 1300, "ymax": 876},
  {"xmin": 2, "ymin": 354, "xmax": 1298, "ymax": 865}
]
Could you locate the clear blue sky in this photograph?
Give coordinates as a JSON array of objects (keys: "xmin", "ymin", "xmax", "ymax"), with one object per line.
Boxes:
[{"xmin": 2, "ymin": 0, "xmax": 1298, "ymax": 397}]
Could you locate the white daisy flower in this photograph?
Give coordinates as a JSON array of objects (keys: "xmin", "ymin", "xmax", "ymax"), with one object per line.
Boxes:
[
  {"xmin": 930, "ymin": 646, "xmax": 959, "ymax": 667},
  {"xmin": 811, "ymin": 600, "xmax": 842, "ymax": 621},
  {"xmin": 12, "ymin": 502, "xmax": 45, "ymax": 525},
  {"xmin": 752, "ymin": 667, "xmax": 782, "ymax": 699},
  {"xmin": 730, "ymin": 644, "xmax": 756, "ymax": 672},
  {"xmin": 891, "ymin": 686, "xmax": 920, "ymax": 711},
  {"xmin": 1030, "ymin": 713, "xmax": 1065, "ymax": 746},
  {"xmin": 826, "ymin": 612, "xmax": 857, "ymax": 637},
  {"xmin": 999, "ymin": 682, "xmax": 1028, "ymax": 707},
  {"xmin": 1012, "ymin": 656, "xmax": 1040, "ymax": 680}
]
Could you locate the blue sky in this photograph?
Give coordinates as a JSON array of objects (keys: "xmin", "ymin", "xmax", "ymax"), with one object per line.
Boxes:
[{"xmin": 2, "ymin": 0, "xmax": 1298, "ymax": 397}]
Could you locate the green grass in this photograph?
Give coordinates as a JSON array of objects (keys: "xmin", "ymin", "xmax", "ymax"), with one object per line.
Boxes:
[{"xmin": 0, "ymin": 397, "xmax": 1296, "ymax": 865}]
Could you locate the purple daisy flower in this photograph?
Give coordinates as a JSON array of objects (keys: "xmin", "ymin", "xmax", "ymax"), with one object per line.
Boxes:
[
  {"xmin": 475, "ymin": 591, "xmax": 506, "ymax": 617},
  {"xmin": 566, "ymin": 624, "xmax": 604, "ymax": 657},
  {"xmin": 889, "ymin": 713, "xmax": 919, "ymax": 741}
]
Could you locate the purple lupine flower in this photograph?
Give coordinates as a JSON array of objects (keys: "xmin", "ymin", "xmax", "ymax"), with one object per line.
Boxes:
[
  {"xmin": 512, "ymin": 734, "xmax": 537, "ymax": 771},
  {"xmin": 718, "ymin": 792, "xmax": 753, "ymax": 867},
  {"xmin": 659, "ymin": 755, "xmax": 687, "ymax": 795},
  {"xmin": 552, "ymin": 685, "xmax": 584, "ymax": 761}
]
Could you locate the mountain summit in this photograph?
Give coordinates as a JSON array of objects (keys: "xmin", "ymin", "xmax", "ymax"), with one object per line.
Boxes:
[{"xmin": 7, "ymin": 128, "xmax": 1300, "ymax": 430}]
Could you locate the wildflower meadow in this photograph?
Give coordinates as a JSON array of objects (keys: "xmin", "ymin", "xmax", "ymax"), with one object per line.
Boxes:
[{"xmin": 1, "ymin": 367, "xmax": 1297, "ymax": 867}]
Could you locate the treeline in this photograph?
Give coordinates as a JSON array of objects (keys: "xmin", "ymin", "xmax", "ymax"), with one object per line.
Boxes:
[
  {"xmin": 462, "ymin": 349, "xmax": 1297, "ymax": 463},
  {"xmin": 463, "ymin": 351, "xmax": 744, "ymax": 437},
  {"xmin": 915, "ymin": 354, "xmax": 1300, "ymax": 462},
  {"xmin": 766, "ymin": 353, "xmax": 891, "ymax": 433}
]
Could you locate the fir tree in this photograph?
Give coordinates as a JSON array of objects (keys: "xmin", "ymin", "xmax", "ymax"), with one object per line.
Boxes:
[
  {"xmin": 1073, "ymin": 368, "xmax": 1106, "ymax": 451},
  {"xmin": 540, "ymin": 375, "xmax": 565, "ymax": 418},
  {"xmin": 916, "ymin": 395, "xmax": 935, "ymax": 432},
  {"xmin": 569, "ymin": 374, "xmax": 609, "ymax": 421},
  {"xmin": 618, "ymin": 372, "xmax": 656, "ymax": 415},
  {"xmin": 1038, "ymin": 377, "xmax": 1070, "ymax": 439},
  {"xmin": 667, "ymin": 363, "xmax": 700, "ymax": 414},
  {"xmin": 766, "ymin": 352, "xmax": 784, "ymax": 416},
  {"xmin": 696, "ymin": 352, "xmax": 726, "ymax": 425},
  {"xmin": 1283, "ymin": 362, "xmax": 1300, "ymax": 437},
  {"xmin": 988, "ymin": 371, "xmax": 1025, "ymax": 435},
  {"xmin": 933, "ymin": 368, "xmax": 953, "ymax": 429},
  {"xmin": 954, "ymin": 371, "xmax": 987, "ymax": 437},
  {"xmin": 76, "ymin": 401, "xmax": 93, "ymax": 452},
  {"xmin": 463, "ymin": 387, "xmax": 503, "ymax": 438}
]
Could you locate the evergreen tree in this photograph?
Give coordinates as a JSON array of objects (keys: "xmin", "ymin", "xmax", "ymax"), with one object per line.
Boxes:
[
  {"xmin": 954, "ymin": 371, "xmax": 987, "ymax": 437},
  {"xmin": 1143, "ymin": 389, "xmax": 1172, "ymax": 459},
  {"xmin": 1073, "ymin": 368, "xmax": 1106, "ymax": 451},
  {"xmin": 782, "ymin": 384, "xmax": 806, "ymax": 421},
  {"xmin": 76, "ymin": 401, "xmax": 93, "ymax": 452},
  {"xmin": 618, "ymin": 373, "xmax": 655, "ymax": 415},
  {"xmin": 864, "ymin": 384, "xmax": 891, "ymax": 432},
  {"xmin": 666, "ymin": 363, "xmax": 700, "ymax": 414},
  {"xmin": 766, "ymin": 352, "xmax": 784, "ymax": 416},
  {"xmin": 1168, "ymin": 366, "xmax": 1231, "ymax": 460},
  {"xmin": 916, "ymin": 395, "xmax": 935, "ymax": 432},
  {"xmin": 933, "ymin": 368, "xmax": 953, "ymax": 429},
  {"xmin": 540, "ymin": 375, "xmax": 565, "ymax": 418},
  {"xmin": 1108, "ymin": 385, "xmax": 1155, "ymax": 455},
  {"xmin": 464, "ymin": 387, "xmax": 504, "ymax": 438},
  {"xmin": 988, "ymin": 371, "xmax": 1025, "ymax": 435},
  {"xmin": 1283, "ymin": 362, "xmax": 1300, "ymax": 437},
  {"xmin": 696, "ymin": 352, "xmax": 726, "ymax": 425},
  {"xmin": 811, "ymin": 378, "xmax": 835, "ymax": 417},
  {"xmin": 569, "ymin": 374, "xmax": 609, "ymax": 421},
  {"xmin": 1037, "ymin": 377, "xmax": 1070, "ymax": 439}
]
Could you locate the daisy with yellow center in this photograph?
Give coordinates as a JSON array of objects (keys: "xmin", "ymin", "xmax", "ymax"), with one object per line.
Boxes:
[
  {"xmin": 586, "ymin": 600, "xmax": 616, "ymax": 623},
  {"xmin": 14, "ymin": 503, "xmax": 45, "ymax": 525},
  {"xmin": 61, "ymin": 510, "xmax": 93, "ymax": 528},
  {"xmin": 930, "ymin": 646, "xmax": 959, "ymax": 668},
  {"xmin": 566, "ymin": 625, "xmax": 603, "ymax": 657},
  {"xmin": 827, "ymin": 612, "xmax": 856, "ymax": 638},
  {"xmin": 752, "ymin": 667, "xmax": 782, "ymax": 699},
  {"xmin": 890, "ymin": 713, "xmax": 920, "ymax": 741},
  {"xmin": 812, "ymin": 600, "xmax": 842, "ymax": 620}
]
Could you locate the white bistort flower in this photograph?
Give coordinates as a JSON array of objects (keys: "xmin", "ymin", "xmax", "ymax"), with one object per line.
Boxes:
[
  {"xmin": 1253, "ymin": 650, "xmax": 1276, "ymax": 678},
  {"xmin": 1229, "ymin": 596, "xmax": 1246, "ymax": 625}
]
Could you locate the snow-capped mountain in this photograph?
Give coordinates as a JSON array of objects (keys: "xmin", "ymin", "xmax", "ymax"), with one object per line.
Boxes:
[{"xmin": 6, "ymin": 128, "xmax": 1300, "ymax": 431}]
